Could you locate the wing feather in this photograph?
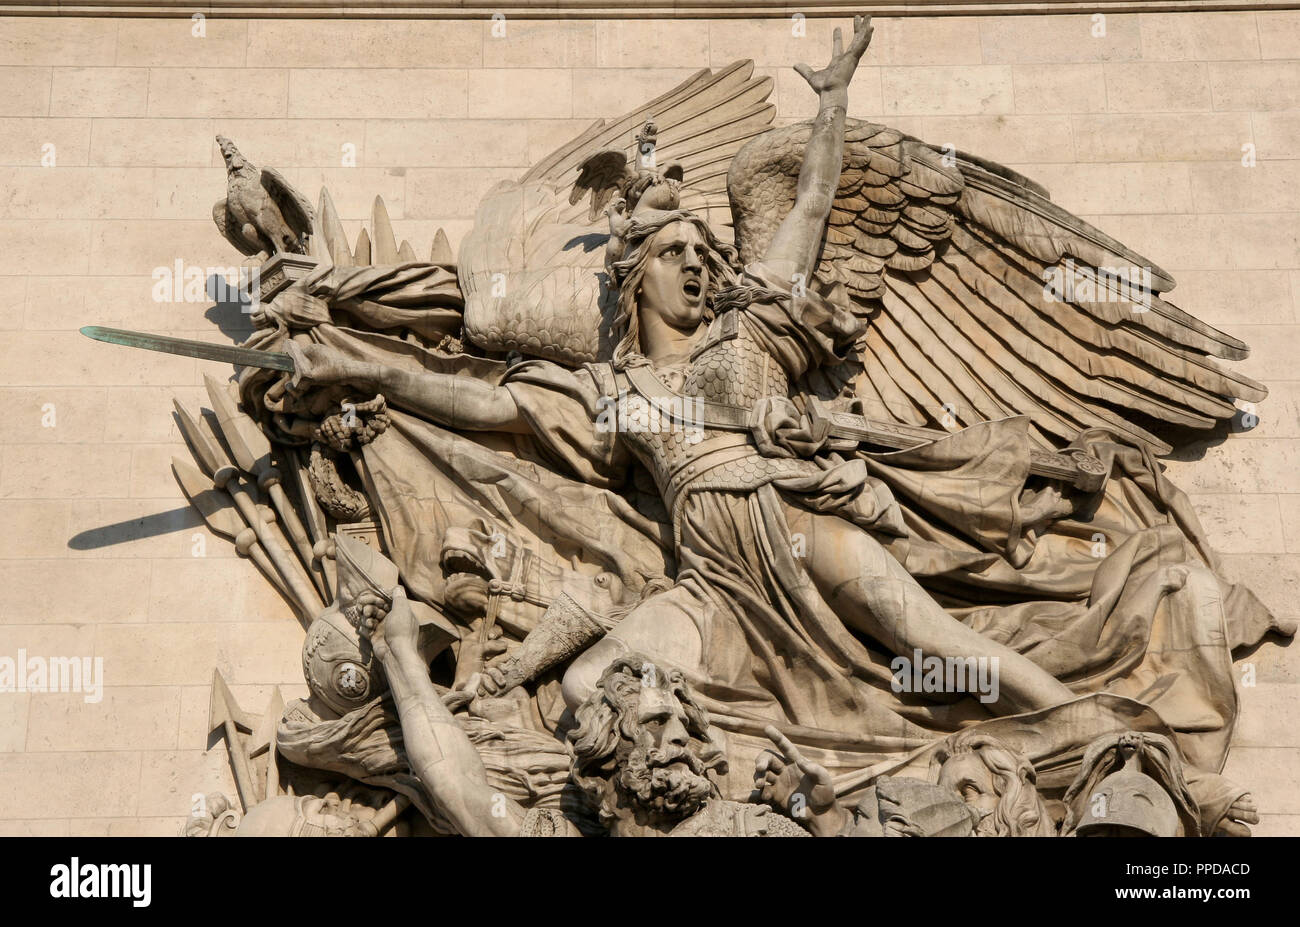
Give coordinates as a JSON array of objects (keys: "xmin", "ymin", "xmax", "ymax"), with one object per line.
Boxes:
[
  {"xmin": 879, "ymin": 288, "xmax": 1015, "ymax": 425},
  {"xmin": 910, "ymin": 265, "xmax": 1172, "ymax": 451},
  {"xmin": 946, "ymin": 256, "xmax": 1219, "ymax": 431},
  {"xmin": 872, "ymin": 301, "xmax": 983, "ymax": 427},
  {"xmin": 860, "ymin": 323, "xmax": 951, "ymax": 425},
  {"xmin": 570, "ymin": 149, "xmax": 632, "ymax": 221},
  {"xmin": 947, "ymin": 228, "xmax": 1256, "ymax": 411},
  {"xmin": 460, "ymin": 62, "xmax": 775, "ymax": 365},
  {"xmin": 936, "ymin": 241, "xmax": 1223, "ymax": 422},
  {"xmin": 212, "ymin": 199, "xmax": 261, "ymax": 256},
  {"xmin": 854, "ymin": 336, "xmax": 931, "ymax": 427},
  {"xmin": 729, "ymin": 117, "xmax": 1267, "ymax": 453},
  {"xmin": 527, "ymin": 61, "xmax": 770, "ymax": 184},
  {"xmin": 903, "ymin": 274, "xmax": 1097, "ymax": 444},
  {"xmin": 259, "ymin": 167, "xmax": 314, "ymax": 241}
]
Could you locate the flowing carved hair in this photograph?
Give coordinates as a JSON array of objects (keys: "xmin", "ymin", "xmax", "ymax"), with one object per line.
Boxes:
[
  {"xmin": 606, "ymin": 210, "xmax": 740, "ymax": 370},
  {"xmin": 567, "ymin": 652, "xmax": 727, "ymax": 825},
  {"xmin": 934, "ymin": 730, "xmax": 1056, "ymax": 837}
]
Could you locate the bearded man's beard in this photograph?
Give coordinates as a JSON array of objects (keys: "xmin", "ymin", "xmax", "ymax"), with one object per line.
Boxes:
[{"xmin": 616, "ymin": 738, "xmax": 715, "ymax": 821}]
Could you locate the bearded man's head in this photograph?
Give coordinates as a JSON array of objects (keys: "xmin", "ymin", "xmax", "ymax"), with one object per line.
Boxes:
[{"xmin": 567, "ymin": 654, "xmax": 728, "ymax": 828}]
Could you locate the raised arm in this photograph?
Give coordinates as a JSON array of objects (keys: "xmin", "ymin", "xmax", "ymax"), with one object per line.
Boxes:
[
  {"xmin": 286, "ymin": 340, "xmax": 528, "ymax": 433},
  {"xmin": 762, "ymin": 15, "xmax": 873, "ymax": 284},
  {"xmin": 359, "ymin": 586, "xmax": 526, "ymax": 837}
]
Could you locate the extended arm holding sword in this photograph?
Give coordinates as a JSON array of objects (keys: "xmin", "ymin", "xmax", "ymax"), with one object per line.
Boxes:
[{"xmin": 80, "ymin": 325, "xmax": 1110, "ymax": 495}]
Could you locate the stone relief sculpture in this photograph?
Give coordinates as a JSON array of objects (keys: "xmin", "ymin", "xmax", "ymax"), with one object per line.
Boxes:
[{"xmin": 82, "ymin": 15, "xmax": 1294, "ymax": 837}]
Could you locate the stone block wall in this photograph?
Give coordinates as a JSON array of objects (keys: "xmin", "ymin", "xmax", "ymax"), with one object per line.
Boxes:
[{"xmin": 0, "ymin": 10, "xmax": 1295, "ymax": 835}]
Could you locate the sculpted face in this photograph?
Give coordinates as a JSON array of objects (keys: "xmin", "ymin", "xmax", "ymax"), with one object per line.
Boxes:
[
  {"xmin": 939, "ymin": 753, "xmax": 1000, "ymax": 820},
  {"xmin": 569, "ymin": 655, "xmax": 730, "ymax": 832},
  {"xmin": 935, "ymin": 734, "xmax": 1058, "ymax": 837},
  {"xmin": 614, "ymin": 680, "xmax": 716, "ymax": 822},
  {"xmin": 637, "ymin": 220, "xmax": 709, "ymax": 334},
  {"xmin": 636, "ymin": 684, "xmax": 692, "ymax": 759}
]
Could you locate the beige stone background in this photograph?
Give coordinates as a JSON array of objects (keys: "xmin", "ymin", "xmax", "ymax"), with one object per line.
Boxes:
[{"xmin": 0, "ymin": 10, "xmax": 1296, "ymax": 836}]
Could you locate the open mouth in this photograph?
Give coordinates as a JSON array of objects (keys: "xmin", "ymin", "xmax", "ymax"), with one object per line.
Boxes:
[{"xmin": 681, "ymin": 279, "xmax": 701, "ymax": 300}]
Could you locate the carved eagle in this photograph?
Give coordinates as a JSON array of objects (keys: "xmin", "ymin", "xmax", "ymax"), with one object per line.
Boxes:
[
  {"xmin": 211, "ymin": 135, "xmax": 315, "ymax": 258},
  {"xmin": 570, "ymin": 120, "xmax": 685, "ymax": 220}
]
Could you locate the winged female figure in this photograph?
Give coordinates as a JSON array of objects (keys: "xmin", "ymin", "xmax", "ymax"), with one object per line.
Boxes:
[{"xmin": 256, "ymin": 15, "xmax": 1287, "ymax": 833}]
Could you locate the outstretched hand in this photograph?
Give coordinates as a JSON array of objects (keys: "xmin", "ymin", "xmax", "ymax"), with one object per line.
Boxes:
[
  {"xmin": 754, "ymin": 724, "xmax": 839, "ymax": 829},
  {"xmin": 794, "ymin": 15, "xmax": 873, "ymax": 98}
]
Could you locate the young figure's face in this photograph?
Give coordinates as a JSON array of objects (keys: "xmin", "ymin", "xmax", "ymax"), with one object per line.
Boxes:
[
  {"xmin": 637, "ymin": 220, "xmax": 709, "ymax": 333},
  {"xmin": 939, "ymin": 753, "xmax": 1000, "ymax": 818}
]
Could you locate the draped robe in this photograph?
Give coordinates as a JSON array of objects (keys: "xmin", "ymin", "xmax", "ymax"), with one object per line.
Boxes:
[{"xmin": 246, "ymin": 262, "xmax": 1291, "ymax": 833}]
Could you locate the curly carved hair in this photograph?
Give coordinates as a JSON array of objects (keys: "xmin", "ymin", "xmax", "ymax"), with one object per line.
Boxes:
[
  {"xmin": 933, "ymin": 730, "xmax": 1056, "ymax": 837},
  {"xmin": 567, "ymin": 652, "xmax": 727, "ymax": 826},
  {"xmin": 607, "ymin": 210, "xmax": 741, "ymax": 370}
]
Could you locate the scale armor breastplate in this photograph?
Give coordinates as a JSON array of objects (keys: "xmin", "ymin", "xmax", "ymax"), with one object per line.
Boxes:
[
  {"xmin": 609, "ymin": 312, "xmax": 820, "ymax": 537},
  {"xmin": 682, "ymin": 315, "xmax": 788, "ymax": 409}
]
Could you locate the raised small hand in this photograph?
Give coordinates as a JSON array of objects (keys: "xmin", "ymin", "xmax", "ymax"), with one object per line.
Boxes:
[
  {"xmin": 355, "ymin": 585, "xmax": 418, "ymax": 659},
  {"xmin": 754, "ymin": 724, "xmax": 838, "ymax": 824},
  {"xmin": 793, "ymin": 15, "xmax": 873, "ymax": 98}
]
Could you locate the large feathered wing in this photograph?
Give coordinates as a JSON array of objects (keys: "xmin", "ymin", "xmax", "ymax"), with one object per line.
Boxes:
[
  {"xmin": 261, "ymin": 166, "xmax": 315, "ymax": 249},
  {"xmin": 459, "ymin": 61, "xmax": 775, "ymax": 366},
  {"xmin": 728, "ymin": 120, "xmax": 1266, "ymax": 455}
]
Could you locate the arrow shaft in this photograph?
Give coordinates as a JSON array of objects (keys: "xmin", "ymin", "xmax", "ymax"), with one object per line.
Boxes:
[
  {"xmin": 265, "ymin": 479, "xmax": 328, "ymax": 599},
  {"xmin": 225, "ymin": 479, "xmax": 321, "ymax": 621},
  {"xmin": 222, "ymin": 719, "xmax": 258, "ymax": 813}
]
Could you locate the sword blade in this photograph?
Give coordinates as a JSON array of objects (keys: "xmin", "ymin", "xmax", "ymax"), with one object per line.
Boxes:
[{"xmin": 80, "ymin": 326, "xmax": 295, "ymax": 373}]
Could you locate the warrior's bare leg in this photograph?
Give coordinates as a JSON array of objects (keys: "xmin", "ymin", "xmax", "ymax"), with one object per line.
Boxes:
[
  {"xmin": 787, "ymin": 505, "xmax": 1074, "ymax": 713},
  {"xmin": 561, "ymin": 585, "xmax": 705, "ymax": 711}
]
